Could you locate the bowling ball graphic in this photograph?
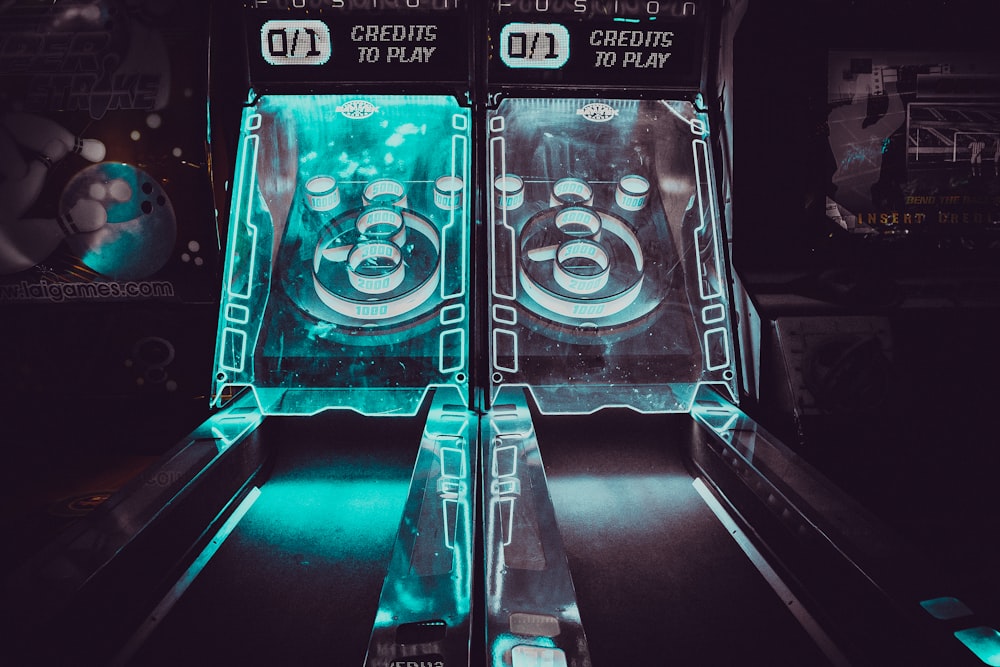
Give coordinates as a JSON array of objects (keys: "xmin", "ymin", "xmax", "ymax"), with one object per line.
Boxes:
[{"xmin": 61, "ymin": 163, "xmax": 177, "ymax": 280}]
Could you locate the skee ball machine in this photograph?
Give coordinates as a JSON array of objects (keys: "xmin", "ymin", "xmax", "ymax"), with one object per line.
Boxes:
[
  {"xmin": 212, "ymin": 2, "xmax": 478, "ymax": 665},
  {"xmin": 481, "ymin": 1, "xmax": 739, "ymax": 665},
  {"xmin": 3, "ymin": 2, "xmax": 478, "ymax": 665},
  {"xmin": 478, "ymin": 2, "xmax": 1000, "ymax": 666}
]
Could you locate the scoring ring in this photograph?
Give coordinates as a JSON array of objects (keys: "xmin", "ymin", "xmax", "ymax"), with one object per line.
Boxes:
[
  {"xmin": 554, "ymin": 206, "xmax": 602, "ymax": 240},
  {"xmin": 362, "ymin": 178, "xmax": 407, "ymax": 208},
  {"xmin": 494, "ymin": 173, "xmax": 524, "ymax": 210},
  {"xmin": 517, "ymin": 205, "xmax": 647, "ymax": 322},
  {"xmin": 550, "ymin": 177, "xmax": 594, "ymax": 207},
  {"xmin": 312, "ymin": 208, "xmax": 441, "ymax": 322},
  {"xmin": 346, "ymin": 240, "xmax": 405, "ymax": 294},
  {"xmin": 434, "ymin": 175, "xmax": 464, "ymax": 210},
  {"xmin": 553, "ymin": 239, "xmax": 611, "ymax": 295},
  {"xmin": 615, "ymin": 174, "xmax": 650, "ymax": 211},
  {"xmin": 304, "ymin": 175, "xmax": 341, "ymax": 212},
  {"xmin": 356, "ymin": 206, "xmax": 406, "ymax": 246}
]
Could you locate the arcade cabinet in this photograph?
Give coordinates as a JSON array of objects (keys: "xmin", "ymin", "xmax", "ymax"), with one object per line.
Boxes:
[{"xmin": 477, "ymin": 2, "xmax": 989, "ymax": 666}]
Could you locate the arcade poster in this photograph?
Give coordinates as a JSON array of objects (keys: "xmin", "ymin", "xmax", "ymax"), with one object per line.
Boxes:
[
  {"xmin": 0, "ymin": 0, "xmax": 218, "ymax": 305},
  {"xmin": 824, "ymin": 51, "xmax": 1000, "ymax": 240}
]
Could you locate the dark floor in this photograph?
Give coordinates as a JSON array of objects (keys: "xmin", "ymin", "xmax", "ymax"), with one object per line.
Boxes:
[
  {"xmin": 127, "ymin": 413, "xmax": 422, "ymax": 667},
  {"xmin": 536, "ymin": 412, "xmax": 833, "ymax": 667}
]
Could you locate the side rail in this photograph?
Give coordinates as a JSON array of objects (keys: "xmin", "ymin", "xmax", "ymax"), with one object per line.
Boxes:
[
  {"xmin": 689, "ymin": 386, "xmax": 991, "ymax": 667},
  {"xmin": 1, "ymin": 393, "xmax": 265, "ymax": 666}
]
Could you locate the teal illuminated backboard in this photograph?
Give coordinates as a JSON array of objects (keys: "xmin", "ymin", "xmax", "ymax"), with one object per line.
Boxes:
[
  {"xmin": 214, "ymin": 94, "xmax": 471, "ymax": 416},
  {"xmin": 488, "ymin": 98, "xmax": 737, "ymax": 414}
]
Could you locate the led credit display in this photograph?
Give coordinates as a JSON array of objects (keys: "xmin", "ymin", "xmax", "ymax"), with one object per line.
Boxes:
[
  {"xmin": 245, "ymin": 0, "xmax": 468, "ymax": 84},
  {"xmin": 261, "ymin": 20, "xmax": 333, "ymax": 65},
  {"xmin": 490, "ymin": 0, "xmax": 704, "ymax": 87},
  {"xmin": 500, "ymin": 23, "xmax": 570, "ymax": 69}
]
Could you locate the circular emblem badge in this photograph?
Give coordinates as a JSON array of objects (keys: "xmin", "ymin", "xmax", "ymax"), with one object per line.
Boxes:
[
  {"xmin": 577, "ymin": 103, "xmax": 618, "ymax": 122},
  {"xmin": 336, "ymin": 99, "xmax": 380, "ymax": 120}
]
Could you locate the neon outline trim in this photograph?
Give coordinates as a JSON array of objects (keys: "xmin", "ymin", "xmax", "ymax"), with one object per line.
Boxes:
[
  {"xmin": 440, "ymin": 130, "xmax": 468, "ymax": 300},
  {"xmin": 702, "ymin": 303, "xmax": 726, "ymax": 324},
  {"xmin": 493, "ymin": 304, "xmax": 517, "ymax": 325},
  {"xmin": 692, "ymin": 138, "xmax": 723, "ymax": 301},
  {"xmin": 219, "ymin": 327, "xmax": 247, "ymax": 373},
  {"xmin": 440, "ymin": 303, "xmax": 465, "ymax": 325},
  {"xmin": 226, "ymin": 133, "xmax": 260, "ymax": 301},
  {"xmin": 493, "ymin": 329, "xmax": 519, "ymax": 374},
  {"xmin": 226, "ymin": 304, "xmax": 250, "ymax": 324},
  {"xmin": 490, "ymin": 131, "xmax": 518, "ymax": 301},
  {"xmin": 703, "ymin": 326, "xmax": 731, "ymax": 371},
  {"xmin": 439, "ymin": 328, "xmax": 465, "ymax": 374}
]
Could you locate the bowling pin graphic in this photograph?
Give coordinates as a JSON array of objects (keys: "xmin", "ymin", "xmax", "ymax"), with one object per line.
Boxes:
[
  {"xmin": 1, "ymin": 112, "xmax": 106, "ymax": 163},
  {"xmin": 0, "ymin": 135, "xmax": 60, "ymax": 218},
  {"xmin": 0, "ymin": 199, "xmax": 108, "ymax": 274},
  {"xmin": 0, "ymin": 113, "xmax": 108, "ymax": 273}
]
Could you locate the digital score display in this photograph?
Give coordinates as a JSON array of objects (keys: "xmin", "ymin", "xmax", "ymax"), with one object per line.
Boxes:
[
  {"xmin": 261, "ymin": 20, "xmax": 333, "ymax": 66},
  {"xmin": 500, "ymin": 23, "xmax": 570, "ymax": 69},
  {"xmin": 244, "ymin": 0, "xmax": 469, "ymax": 85},
  {"xmin": 489, "ymin": 0, "xmax": 706, "ymax": 88}
]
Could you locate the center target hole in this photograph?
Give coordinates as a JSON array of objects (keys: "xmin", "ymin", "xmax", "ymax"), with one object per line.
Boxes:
[
  {"xmin": 365, "ymin": 223, "xmax": 398, "ymax": 237},
  {"xmin": 560, "ymin": 223, "xmax": 593, "ymax": 237},
  {"xmin": 555, "ymin": 207, "xmax": 601, "ymax": 238},
  {"xmin": 356, "ymin": 255, "xmax": 397, "ymax": 275},
  {"xmin": 562, "ymin": 256, "xmax": 605, "ymax": 276}
]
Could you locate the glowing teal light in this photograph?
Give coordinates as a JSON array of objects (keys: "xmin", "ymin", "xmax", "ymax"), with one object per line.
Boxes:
[
  {"xmin": 244, "ymin": 478, "xmax": 410, "ymax": 554},
  {"xmin": 921, "ymin": 597, "xmax": 973, "ymax": 621},
  {"xmin": 487, "ymin": 98, "xmax": 736, "ymax": 415},
  {"xmin": 613, "ymin": 17, "xmax": 641, "ymax": 23},
  {"xmin": 212, "ymin": 95, "xmax": 471, "ymax": 416},
  {"xmin": 490, "ymin": 633, "xmax": 558, "ymax": 667},
  {"xmin": 955, "ymin": 627, "xmax": 1000, "ymax": 666}
]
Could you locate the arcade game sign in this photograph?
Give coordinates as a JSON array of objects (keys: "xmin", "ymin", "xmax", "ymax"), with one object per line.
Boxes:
[
  {"xmin": 0, "ymin": 1, "xmax": 221, "ymax": 405},
  {"xmin": 824, "ymin": 51, "xmax": 1000, "ymax": 240},
  {"xmin": 0, "ymin": 0, "xmax": 219, "ymax": 305},
  {"xmin": 488, "ymin": 0, "xmax": 705, "ymax": 91}
]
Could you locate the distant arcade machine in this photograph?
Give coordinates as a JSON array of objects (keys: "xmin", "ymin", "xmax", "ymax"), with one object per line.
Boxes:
[{"xmin": 726, "ymin": 1, "xmax": 1000, "ymax": 665}]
